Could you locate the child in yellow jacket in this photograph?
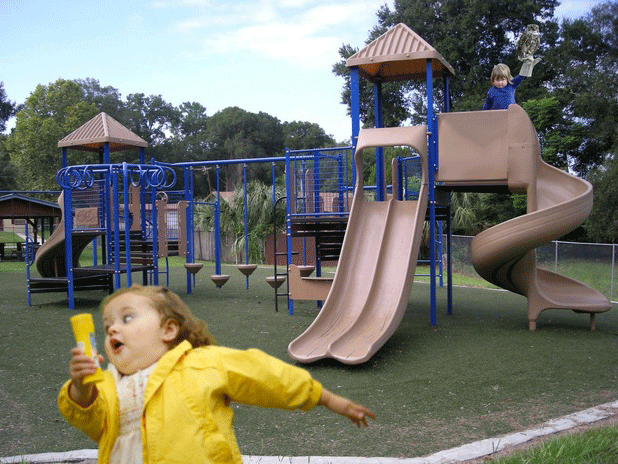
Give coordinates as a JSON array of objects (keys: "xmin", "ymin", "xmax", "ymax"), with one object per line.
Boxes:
[{"xmin": 58, "ymin": 285, "xmax": 375, "ymax": 464}]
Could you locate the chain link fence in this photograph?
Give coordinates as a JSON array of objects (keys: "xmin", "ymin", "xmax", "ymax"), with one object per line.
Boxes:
[{"xmin": 449, "ymin": 235, "xmax": 617, "ymax": 303}]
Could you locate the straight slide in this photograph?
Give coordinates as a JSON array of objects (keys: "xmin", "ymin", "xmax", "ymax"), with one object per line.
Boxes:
[{"xmin": 288, "ymin": 127, "xmax": 429, "ymax": 364}]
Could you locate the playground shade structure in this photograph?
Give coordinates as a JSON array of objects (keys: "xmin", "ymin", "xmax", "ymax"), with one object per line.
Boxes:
[{"xmin": 288, "ymin": 105, "xmax": 611, "ymax": 365}]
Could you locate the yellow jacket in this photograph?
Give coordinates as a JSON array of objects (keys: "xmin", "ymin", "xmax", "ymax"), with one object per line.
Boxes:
[{"xmin": 58, "ymin": 340, "xmax": 323, "ymax": 463}]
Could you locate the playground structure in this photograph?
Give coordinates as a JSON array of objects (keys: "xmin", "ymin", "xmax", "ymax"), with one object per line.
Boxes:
[
  {"xmin": 22, "ymin": 24, "xmax": 611, "ymax": 365},
  {"xmin": 287, "ymin": 24, "xmax": 611, "ymax": 364},
  {"xmin": 25, "ymin": 114, "xmax": 353, "ymax": 309}
]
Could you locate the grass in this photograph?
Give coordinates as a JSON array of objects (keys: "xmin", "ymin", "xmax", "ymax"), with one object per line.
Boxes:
[
  {"xmin": 0, "ymin": 261, "xmax": 616, "ymax": 459},
  {"xmin": 490, "ymin": 424, "xmax": 618, "ymax": 463},
  {"xmin": 0, "ymin": 231, "xmax": 25, "ymax": 243},
  {"xmin": 539, "ymin": 259, "xmax": 616, "ymax": 300}
]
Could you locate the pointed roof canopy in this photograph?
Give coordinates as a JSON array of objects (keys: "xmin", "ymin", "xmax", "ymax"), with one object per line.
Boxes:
[
  {"xmin": 346, "ymin": 23, "xmax": 455, "ymax": 82},
  {"xmin": 58, "ymin": 112, "xmax": 148, "ymax": 152}
]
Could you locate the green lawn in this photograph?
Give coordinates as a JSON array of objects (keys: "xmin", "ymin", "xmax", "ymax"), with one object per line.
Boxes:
[
  {"xmin": 491, "ymin": 424, "xmax": 618, "ymax": 463},
  {"xmin": 0, "ymin": 261, "xmax": 616, "ymax": 459},
  {"xmin": 0, "ymin": 231, "xmax": 25, "ymax": 242}
]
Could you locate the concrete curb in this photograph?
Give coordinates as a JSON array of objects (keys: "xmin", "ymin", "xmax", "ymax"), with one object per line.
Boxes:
[{"xmin": 2, "ymin": 400, "xmax": 617, "ymax": 464}]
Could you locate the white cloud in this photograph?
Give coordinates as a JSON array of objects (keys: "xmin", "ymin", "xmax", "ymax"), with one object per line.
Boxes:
[{"xmin": 172, "ymin": 0, "xmax": 389, "ymax": 70}]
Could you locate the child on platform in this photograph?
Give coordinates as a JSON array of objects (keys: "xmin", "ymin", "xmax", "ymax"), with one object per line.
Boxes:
[
  {"xmin": 59, "ymin": 285, "xmax": 375, "ymax": 464},
  {"xmin": 483, "ymin": 63, "xmax": 526, "ymax": 110}
]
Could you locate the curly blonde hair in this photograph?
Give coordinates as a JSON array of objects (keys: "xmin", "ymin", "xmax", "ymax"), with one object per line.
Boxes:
[
  {"xmin": 490, "ymin": 64, "xmax": 514, "ymax": 84},
  {"xmin": 100, "ymin": 285, "xmax": 217, "ymax": 348}
]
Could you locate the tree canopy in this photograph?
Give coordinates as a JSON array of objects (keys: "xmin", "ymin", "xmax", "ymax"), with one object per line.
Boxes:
[{"xmin": 2, "ymin": 78, "xmax": 336, "ymax": 194}]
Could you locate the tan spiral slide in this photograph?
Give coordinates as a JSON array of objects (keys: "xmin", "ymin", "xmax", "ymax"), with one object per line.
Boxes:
[{"xmin": 289, "ymin": 105, "xmax": 611, "ymax": 364}]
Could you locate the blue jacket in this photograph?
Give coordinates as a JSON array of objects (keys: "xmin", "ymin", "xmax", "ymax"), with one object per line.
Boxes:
[{"xmin": 483, "ymin": 75, "xmax": 525, "ymax": 110}]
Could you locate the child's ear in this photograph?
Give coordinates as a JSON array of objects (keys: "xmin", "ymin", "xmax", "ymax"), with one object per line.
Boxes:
[{"xmin": 162, "ymin": 319, "xmax": 180, "ymax": 343}]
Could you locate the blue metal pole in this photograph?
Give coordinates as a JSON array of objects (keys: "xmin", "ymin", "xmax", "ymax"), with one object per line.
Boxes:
[
  {"xmin": 337, "ymin": 154, "xmax": 345, "ymax": 212},
  {"xmin": 350, "ymin": 67, "xmax": 360, "ymax": 190},
  {"xmin": 112, "ymin": 170, "xmax": 121, "ymax": 289},
  {"xmin": 25, "ymin": 222, "xmax": 32, "ymax": 306},
  {"xmin": 285, "ymin": 149, "xmax": 294, "ymax": 315},
  {"xmin": 272, "ymin": 162, "xmax": 276, "ymax": 207},
  {"xmin": 312, "ymin": 150, "xmax": 320, "ymax": 214},
  {"xmin": 427, "ymin": 59, "xmax": 438, "ymax": 326},
  {"xmin": 122, "ymin": 163, "xmax": 132, "ymax": 287},
  {"xmin": 374, "ymin": 81, "xmax": 385, "ymax": 201},
  {"xmin": 105, "ymin": 166, "xmax": 113, "ymax": 265},
  {"xmin": 63, "ymin": 188, "xmax": 75, "ymax": 309},
  {"xmin": 151, "ymin": 179, "xmax": 159, "ymax": 286},
  {"xmin": 186, "ymin": 166, "xmax": 194, "ymax": 294},
  {"xmin": 215, "ymin": 166, "xmax": 222, "ymax": 276},
  {"xmin": 243, "ymin": 163, "xmax": 249, "ymax": 289},
  {"xmin": 104, "ymin": 143, "xmax": 110, "ymax": 164}
]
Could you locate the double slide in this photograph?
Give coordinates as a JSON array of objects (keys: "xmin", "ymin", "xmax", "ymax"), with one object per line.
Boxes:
[{"xmin": 288, "ymin": 105, "xmax": 611, "ymax": 364}]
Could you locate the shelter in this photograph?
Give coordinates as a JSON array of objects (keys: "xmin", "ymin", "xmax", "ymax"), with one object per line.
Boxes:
[{"xmin": 0, "ymin": 193, "xmax": 61, "ymax": 258}]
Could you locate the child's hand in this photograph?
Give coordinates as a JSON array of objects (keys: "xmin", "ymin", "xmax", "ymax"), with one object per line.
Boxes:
[
  {"xmin": 319, "ymin": 389, "xmax": 376, "ymax": 427},
  {"xmin": 68, "ymin": 347, "xmax": 103, "ymax": 407}
]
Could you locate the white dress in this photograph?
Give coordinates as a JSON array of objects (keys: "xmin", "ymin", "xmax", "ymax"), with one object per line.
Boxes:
[{"xmin": 109, "ymin": 363, "xmax": 157, "ymax": 464}]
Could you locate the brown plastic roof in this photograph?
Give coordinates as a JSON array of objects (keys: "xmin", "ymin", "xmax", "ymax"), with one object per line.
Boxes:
[
  {"xmin": 57, "ymin": 112, "xmax": 148, "ymax": 152},
  {"xmin": 346, "ymin": 23, "xmax": 455, "ymax": 82}
]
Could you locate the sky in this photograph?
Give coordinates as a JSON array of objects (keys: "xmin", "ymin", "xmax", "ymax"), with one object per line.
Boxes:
[{"xmin": 0, "ymin": 0, "xmax": 606, "ymax": 143}]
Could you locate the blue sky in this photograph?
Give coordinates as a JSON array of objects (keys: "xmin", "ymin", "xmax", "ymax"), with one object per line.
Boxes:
[{"xmin": 0, "ymin": 0, "xmax": 605, "ymax": 143}]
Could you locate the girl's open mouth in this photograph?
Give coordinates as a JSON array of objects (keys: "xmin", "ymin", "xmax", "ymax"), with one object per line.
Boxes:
[{"xmin": 110, "ymin": 339, "xmax": 124, "ymax": 354}]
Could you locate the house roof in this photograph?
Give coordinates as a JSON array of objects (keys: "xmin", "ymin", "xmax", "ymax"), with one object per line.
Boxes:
[
  {"xmin": 0, "ymin": 193, "xmax": 61, "ymax": 219},
  {"xmin": 346, "ymin": 23, "xmax": 455, "ymax": 82},
  {"xmin": 57, "ymin": 112, "xmax": 148, "ymax": 152}
]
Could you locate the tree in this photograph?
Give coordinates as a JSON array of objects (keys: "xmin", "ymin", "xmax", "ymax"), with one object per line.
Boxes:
[
  {"xmin": 0, "ymin": 137, "xmax": 17, "ymax": 190},
  {"xmin": 0, "ymin": 82, "xmax": 18, "ymax": 189},
  {"xmin": 205, "ymin": 107, "xmax": 285, "ymax": 190},
  {"xmin": 6, "ymin": 79, "xmax": 99, "ymax": 190},
  {"xmin": 76, "ymin": 78, "xmax": 125, "ymax": 120},
  {"xmin": 545, "ymin": 1, "xmax": 618, "ymax": 175},
  {"xmin": 124, "ymin": 93, "xmax": 180, "ymax": 148},
  {"xmin": 282, "ymin": 121, "xmax": 335, "ymax": 151},
  {"xmin": 0, "ymin": 82, "xmax": 17, "ymax": 134},
  {"xmin": 585, "ymin": 155, "xmax": 618, "ymax": 243}
]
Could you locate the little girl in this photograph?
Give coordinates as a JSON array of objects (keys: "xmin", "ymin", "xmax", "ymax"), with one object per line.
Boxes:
[
  {"xmin": 59, "ymin": 285, "xmax": 375, "ymax": 464},
  {"xmin": 482, "ymin": 63, "xmax": 525, "ymax": 110}
]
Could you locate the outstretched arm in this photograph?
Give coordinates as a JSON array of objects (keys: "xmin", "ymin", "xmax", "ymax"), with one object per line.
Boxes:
[{"xmin": 318, "ymin": 388, "xmax": 375, "ymax": 427}]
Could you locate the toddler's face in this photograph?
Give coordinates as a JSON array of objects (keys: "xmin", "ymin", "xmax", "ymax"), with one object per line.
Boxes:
[
  {"xmin": 103, "ymin": 293, "xmax": 176, "ymax": 375},
  {"xmin": 493, "ymin": 76, "xmax": 508, "ymax": 89}
]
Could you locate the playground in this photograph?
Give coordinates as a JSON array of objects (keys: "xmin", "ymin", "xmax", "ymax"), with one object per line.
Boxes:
[
  {"xmin": 0, "ymin": 261, "xmax": 617, "ymax": 459},
  {"xmin": 1, "ymin": 23, "xmax": 617, "ymax": 461}
]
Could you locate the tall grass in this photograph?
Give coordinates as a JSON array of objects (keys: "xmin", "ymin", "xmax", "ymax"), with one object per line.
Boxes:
[{"xmin": 491, "ymin": 424, "xmax": 618, "ymax": 464}]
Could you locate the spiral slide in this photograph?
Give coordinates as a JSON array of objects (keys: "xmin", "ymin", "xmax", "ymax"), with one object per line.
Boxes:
[
  {"xmin": 289, "ymin": 105, "xmax": 610, "ymax": 364},
  {"xmin": 288, "ymin": 126, "xmax": 429, "ymax": 364},
  {"xmin": 436, "ymin": 104, "xmax": 611, "ymax": 330}
]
